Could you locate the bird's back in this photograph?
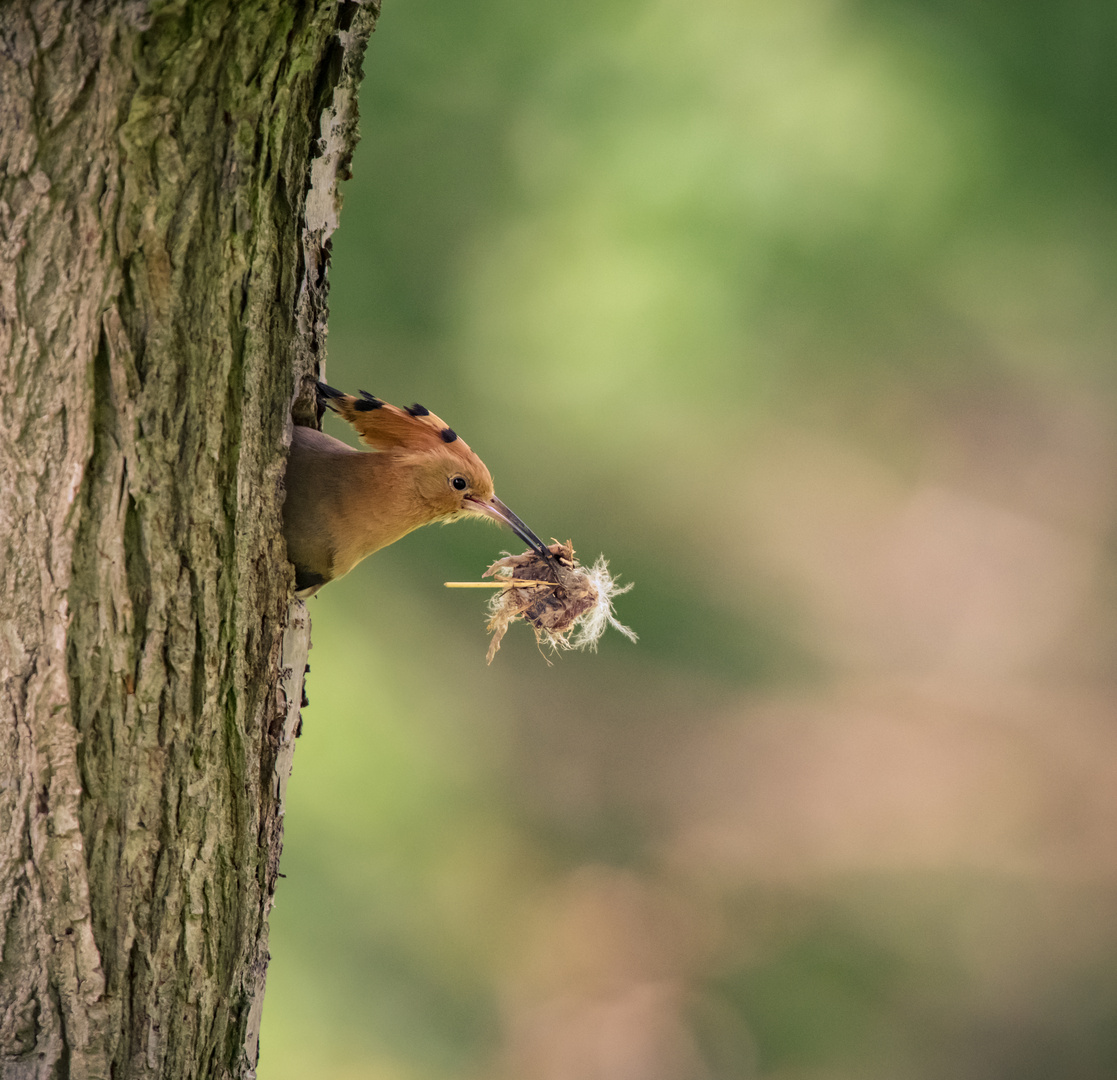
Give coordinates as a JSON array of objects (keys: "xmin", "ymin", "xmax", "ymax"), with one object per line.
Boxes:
[{"xmin": 283, "ymin": 426, "xmax": 362, "ymax": 594}]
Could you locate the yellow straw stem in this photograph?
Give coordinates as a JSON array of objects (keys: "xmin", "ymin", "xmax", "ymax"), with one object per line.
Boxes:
[{"xmin": 444, "ymin": 579, "xmax": 554, "ymax": 589}]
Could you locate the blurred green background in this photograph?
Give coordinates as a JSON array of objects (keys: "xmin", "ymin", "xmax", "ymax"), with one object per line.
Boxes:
[{"xmin": 259, "ymin": 1, "xmax": 1117, "ymax": 1077}]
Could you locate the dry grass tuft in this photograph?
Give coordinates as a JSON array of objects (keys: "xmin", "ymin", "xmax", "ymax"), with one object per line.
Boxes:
[{"xmin": 478, "ymin": 542, "xmax": 636, "ymax": 663}]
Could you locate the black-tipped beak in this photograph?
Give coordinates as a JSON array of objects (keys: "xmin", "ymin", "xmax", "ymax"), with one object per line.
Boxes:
[{"xmin": 465, "ymin": 495, "xmax": 560, "ymax": 568}]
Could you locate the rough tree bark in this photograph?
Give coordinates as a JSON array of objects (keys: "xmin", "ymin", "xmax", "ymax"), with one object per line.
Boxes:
[{"xmin": 0, "ymin": 2, "xmax": 377, "ymax": 1077}]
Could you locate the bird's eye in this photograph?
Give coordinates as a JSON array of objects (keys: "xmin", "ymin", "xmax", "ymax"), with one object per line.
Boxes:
[{"xmin": 450, "ymin": 476, "xmax": 468, "ymax": 491}]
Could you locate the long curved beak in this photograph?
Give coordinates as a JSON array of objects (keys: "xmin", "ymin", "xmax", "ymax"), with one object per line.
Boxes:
[{"xmin": 465, "ymin": 495, "xmax": 559, "ymax": 568}]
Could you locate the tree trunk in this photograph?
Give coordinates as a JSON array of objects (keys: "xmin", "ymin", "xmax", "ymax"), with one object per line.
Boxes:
[{"xmin": 0, "ymin": 3, "xmax": 377, "ymax": 1076}]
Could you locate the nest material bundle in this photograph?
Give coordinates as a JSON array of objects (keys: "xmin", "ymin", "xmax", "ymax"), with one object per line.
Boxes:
[{"xmin": 482, "ymin": 541, "xmax": 636, "ymax": 663}]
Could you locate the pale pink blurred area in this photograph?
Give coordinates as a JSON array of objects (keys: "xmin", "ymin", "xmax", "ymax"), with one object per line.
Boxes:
[
  {"xmin": 482, "ymin": 380, "xmax": 1117, "ymax": 1078},
  {"xmin": 738, "ymin": 398, "xmax": 1116, "ymax": 679},
  {"xmin": 663, "ymin": 682, "xmax": 1117, "ymax": 882},
  {"xmin": 673, "ymin": 376, "xmax": 1117, "ymax": 882},
  {"xmin": 493, "ymin": 867, "xmax": 736, "ymax": 1080}
]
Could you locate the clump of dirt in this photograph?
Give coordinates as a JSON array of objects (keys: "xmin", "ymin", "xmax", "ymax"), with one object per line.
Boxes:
[{"xmin": 482, "ymin": 541, "xmax": 636, "ymax": 663}]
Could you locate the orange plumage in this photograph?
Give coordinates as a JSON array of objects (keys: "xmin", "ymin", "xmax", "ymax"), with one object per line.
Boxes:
[{"xmin": 282, "ymin": 383, "xmax": 553, "ymax": 597}]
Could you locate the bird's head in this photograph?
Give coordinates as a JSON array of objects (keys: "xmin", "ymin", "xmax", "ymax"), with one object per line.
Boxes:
[{"xmin": 318, "ymin": 383, "xmax": 556, "ymax": 560}]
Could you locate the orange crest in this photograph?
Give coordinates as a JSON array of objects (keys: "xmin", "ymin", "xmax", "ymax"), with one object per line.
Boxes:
[{"xmin": 318, "ymin": 383, "xmax": 478, "ymax": 462}]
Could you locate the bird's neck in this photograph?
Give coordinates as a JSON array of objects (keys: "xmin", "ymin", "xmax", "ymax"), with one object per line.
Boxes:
[{"xmin": 341, "ymin": 452, "xmax": 430, "ymax": 558}]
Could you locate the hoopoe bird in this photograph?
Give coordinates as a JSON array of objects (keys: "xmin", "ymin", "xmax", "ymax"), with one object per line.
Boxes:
[{"xmin": 283, "ymin": 382, "xmax": 556, "ymax": 597}]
